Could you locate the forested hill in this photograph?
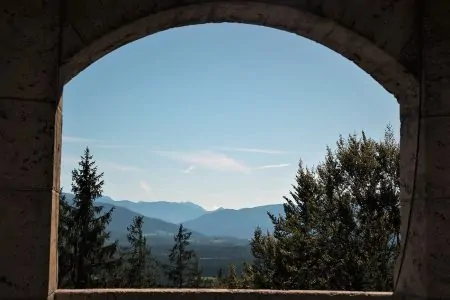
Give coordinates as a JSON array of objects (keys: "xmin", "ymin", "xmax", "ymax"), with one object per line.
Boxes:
[
  {"xmin": 62, "ymin": 193, "xmax": 252, "ymax": 245},
  {"xmin": 184, "ymin": 204, "xmax": 284, "ymax": 239},
  {"xmin": 96, "ymin": 196, "xmax": 207, "ymax": 224}
]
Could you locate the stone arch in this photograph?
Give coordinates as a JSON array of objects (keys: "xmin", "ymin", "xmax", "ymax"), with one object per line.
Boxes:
[
  {"xmin": 59, "ymin": 1, "xmax": 422, "ymax": 295},
  {"xmin": 59, "ymin": 0, "xmax": 422, "ymax": 294},
  {"xmin": 61, "ymin": 1, "xmax": 419, "ymax": 105}
]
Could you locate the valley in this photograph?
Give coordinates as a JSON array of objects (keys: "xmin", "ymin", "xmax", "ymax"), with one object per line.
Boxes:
[{"xmin": 62, "ymin": 193, "xmax": 284, "ymax": 276}]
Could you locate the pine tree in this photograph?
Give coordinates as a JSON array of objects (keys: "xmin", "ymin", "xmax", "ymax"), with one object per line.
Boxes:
[
  {"xmin": 225, "ymin": 263, "xmax": 239, "ymax": 289},
  {"xmin": 249, "ymin": 227, "xmax": 283, "ymax": 289},
  {"xmin": 249, "ymin": 227, "xmax": 269, "ymax": 288},
  {"xmin": 240, "ymin": 262, "xmax": 254, "ymax": 289},
  {"xmin": 124, "ymin": 216, "xmax": 155, "ymax": 287},
  {"xmin": 214, "ymin": 268, "xmax": 225, "ymax": 288},
  {"xmin": 267, "ymin": 160, "xmax": 324, "ymax": 289},
  {"xmin": 66, "ymin": 147, "xmax": 118, "ymax": 288},
  {"xmin": 217, "ymin": 268, "xmax": 224, "ymax": 281},
  {"xmin": 166, "ymin": 224, "xmax": 195, "ymax": 288},
  {"xmin": 187, "ymin": 255, "xmax": 203, "ymax": 288},
  {"xmin": 58, "ymin": 190, "xmax": 76, "ymax": 287}
]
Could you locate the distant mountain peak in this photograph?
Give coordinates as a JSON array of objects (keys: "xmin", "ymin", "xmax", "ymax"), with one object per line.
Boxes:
[
  {"xmin": 114, "ymin": 199, "xmax": 205, "ymax": 209},
  {"xmin": 184, "ymin": 204, "xmax": 285, "ymax": 239},
  {"xmin": 210, "ymin": 206, "xmax": 225, "ymax": 212},
  {"xmin": 94, "ymin": 197, "xmax": 207, "ymax": 224}
]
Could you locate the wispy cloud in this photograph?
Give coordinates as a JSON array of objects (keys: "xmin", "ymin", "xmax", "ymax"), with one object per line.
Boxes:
[
  {"xmin": 61, "ymin": 155, "xmax": 143, "ymax": 172},
  {"xmin": 182, "ymin": 165, "xmax": 197, "ymax": 174},
  {"xmin": 63, "ymin": 135, "xmax": 101, "ymax": 144},
  {"xmin": 104, "ymin": 162, "xmax": 144, "ymax": 172},
  {"xmin": 94, "ymin": 144, "xmax": 143, "ymax": 150},
  {"xmin": 154, "ymin": 150, "xmax": 251, "ymax": 173},
  {"xmin": 63, "ymin": 135, "xmax": 140, "ymax": 150},
  {"xmin": 139, "ymin": 180, "xmax": 153, "ymax": 195},
  {"xmin": 255, "ymin": 163, "xmax": 290, "ymax": 170},
  {"xmin": 218, "ymin": 147, "xmax": 289, "ymax": 155}
]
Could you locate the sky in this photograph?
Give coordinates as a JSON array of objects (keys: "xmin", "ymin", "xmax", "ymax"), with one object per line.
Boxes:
[{"xmin": 62, "ymin": 23, "xmax": 400, "ymax": 210}]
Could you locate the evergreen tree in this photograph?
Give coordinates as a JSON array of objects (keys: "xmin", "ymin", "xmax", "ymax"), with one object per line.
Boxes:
[
  {"xmin": 217, "ymin": 268, "xmax": 224, "ymax": 282},
  {"xmin": 58, "ymin": 190, "xmax": 76, "ymax": 287},
  {"xmin": 250, "ymin": 126, "xmax": 400, "ymax": 291},
  {"xmin": 225, "ymin": 263, "xmax": 239, "ymax": 289},
  {"xmin": 250, "ymin": 227, "xmax": 284, "ymax": 289},
  {"xmin": 61, "ymin": 147, "xmax": 118, "ymax": 288},
  {"xmin": 124, "ymin": 216, "xmax": 155, "ymax": 287},
  {"xmin": 187, "ymin": 256, "xmax": 203, "ymax": 288},
  {"xmin": 214, "ymin": 268, "xmax": 225, "ymax": 288},
  {"xmin": 240, "ymin": 262, "xmax": 254, "ymax": 289},
  {"xmin": 166, "ymin": 224, "xmax": 195, "ymax": 288}
]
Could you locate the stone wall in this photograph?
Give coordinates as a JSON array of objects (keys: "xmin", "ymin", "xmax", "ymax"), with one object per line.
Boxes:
[
  {"xmin": 1, "ymin": 1, "xmax": 450, "ymax": 300},
  {"xmin": 54, "ymin": 289, "xmax": 396, "ymax": 300}
]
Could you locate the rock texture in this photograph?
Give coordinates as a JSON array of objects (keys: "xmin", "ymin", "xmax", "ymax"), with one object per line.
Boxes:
[
  {"xmin": 394, "ymin": 2, "xmax": 450, "ymax": 299},
  {"xmin": 0, "ymin": 0, "xmax": 449, "ymax": 300},
  {"xmin": 54, "ymin": 289, "xmax": 396, "ymax": 300}
]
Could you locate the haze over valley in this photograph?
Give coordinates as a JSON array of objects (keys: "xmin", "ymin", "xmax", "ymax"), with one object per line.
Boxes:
[
  {"xmin": 62, "ymin": 192, "xmax": 284, "ymax": 276},
  {"xmin": 64, "ymin": 193, "xmax": 284, "ymax": 242}
]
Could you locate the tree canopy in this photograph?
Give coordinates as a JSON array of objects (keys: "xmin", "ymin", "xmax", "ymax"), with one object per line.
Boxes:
[{"xmin": 250, "ymin": 126, "xmax": 400, "ymax": 291}]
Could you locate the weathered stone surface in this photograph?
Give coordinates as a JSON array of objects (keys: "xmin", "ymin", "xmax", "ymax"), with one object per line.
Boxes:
[
  {"xmin": 0, "ymin": 0, "xmax": 61, "ymax": 100},
  {"xmin": 0, "ymin": 189, "xmax": 59, "ymax": 300},
  {"xmin": 396, "ymin": 193, "xmax": 450, "ymax": 298},
  {"xmin": 61, "ymin": 0, "xmax": 418, "ymax": 69},
  {"xmin": 2, "ymin": 0, "xmax": 450, "ymax": 299},
  {"xmin": 419, "ymin": 117, "xmax": 450, "ymax": 199},
  {"xmin": 399, "ymin": 114, "xmax": 450, "ymax": 201},
  {"xmin": 0, "ymin": 2, "xmax": 62, "ymax": 299},
  {"xmin": 426, "ymin": 198, "xmax": 450, "ymax": 297},
  {"xmin": 0, "ymin": 98, "xmax": 62, "ymax": 191},
  {"xmin": 60, "ymin": 0, "xmax": 419, "ymax": 106},
  {"xmin": 54, "ymin": 289, "xmax": 396, "ymax": 300},
  {"xmin": 421, "ymin": 1, "xmax": 450, "ymax": 117},
  {"xmin": 395, "ymin": 3, "xmax": 450, "ymax": 298},
  {"xmin": 0, "ymin": 99, "xmax": 61, "ymax": 300}
]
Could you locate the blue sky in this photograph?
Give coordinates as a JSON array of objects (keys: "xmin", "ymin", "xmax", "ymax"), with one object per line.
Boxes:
[{"xmin": 62, "ymin": 23, "xmax": 399, "ymax": 210}]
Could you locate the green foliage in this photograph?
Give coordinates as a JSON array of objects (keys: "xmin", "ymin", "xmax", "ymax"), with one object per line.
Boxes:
[
  {"xmin": 58, "ymin": 191, "xmax": 76, "ymax": 287},
  {"xmin": 225, "ymin": 263, "xmax": 239, "ymax": 289},
  {"xmin": 187, "ymin": 256, "xmax": 203, "ymax": 288},
  {"xmin": 250, "ymin": 126, "xmax": 400, "ymax": 291},
  {"xmin": 217, "ymin": 268, "xmax": 224, "ymax": 281},
  {"xmin": 165, "ymin": 224, "xmax": 197, "ymax": 288},
  {"xmin": 211, "ymin": 267, "xmax": 227, "ymax": 288},
  {"xmin": 240, "ymin": 262, "xmax": 254, "ymax": 289},
  {"xmin": 58, "ymin": 147, "xmax": 119, "ymax": 288},
  {"xmin": 121, "ymin": 216, "xmax": 157, "ymax": 287},
  {"xmin": 58, "ymin": 148, "xmax": 215, "ymax": 289},
  {"xmin": 250, "ymin": 227, "xmax": 286, "ymax": 289}
]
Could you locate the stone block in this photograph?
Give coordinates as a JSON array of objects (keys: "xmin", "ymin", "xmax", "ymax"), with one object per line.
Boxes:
[
  {"xmin": 418, "ymin": 116, "xmax": 450, "ymax": 199},
  {"xmin": 0, "ymin": 189, "xmax": 58, "ymax": 300},
  {"xmin": 0, "ymin": 0, "xmax": 60, "ymax": 99},
  {"xmin": 426, "ymin": 197, "xmax": 450, "ymax": 298},
  {"xmin": 0, "ymin": 98, "xmax": 62, "ymax": 191}
]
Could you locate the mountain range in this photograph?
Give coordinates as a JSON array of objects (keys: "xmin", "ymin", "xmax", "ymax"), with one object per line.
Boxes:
[
  {"xmin": 62, "ymin": 193, "xmax": 284, "ymax": 242},
  {"xmin": 184, "ymin": 204, "xmax": 284, "ymax": 239},
  {"xmin": 96, "ymin": 196, "xmax": 207, "ymax": 224}
]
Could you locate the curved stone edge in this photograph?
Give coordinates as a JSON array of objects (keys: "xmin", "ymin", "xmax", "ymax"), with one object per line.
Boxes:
[{"xmin": 60, "ymin": 1, "xmax": 418, "ymax": 107}]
